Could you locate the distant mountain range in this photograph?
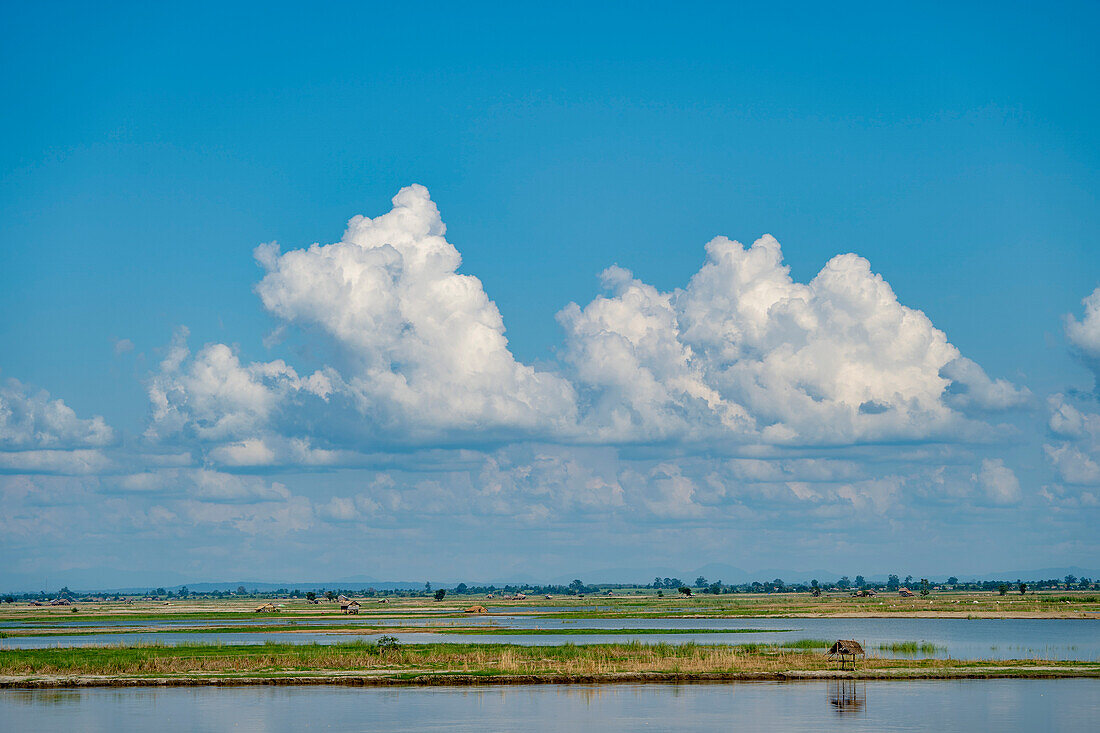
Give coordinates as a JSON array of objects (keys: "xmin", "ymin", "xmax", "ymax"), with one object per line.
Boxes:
[{"xmin": 3, "ymin": 564, "xmax": 1098, "ymax": 594}]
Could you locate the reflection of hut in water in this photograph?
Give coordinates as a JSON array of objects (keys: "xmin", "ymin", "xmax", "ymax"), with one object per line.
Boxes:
[
  {"xmin": 827, "ymin": 639, "xmax": 865, "ymax": 668},
  {"xmin": 827, "ymin": 680, "xmax": 866, "ymax": 715}
]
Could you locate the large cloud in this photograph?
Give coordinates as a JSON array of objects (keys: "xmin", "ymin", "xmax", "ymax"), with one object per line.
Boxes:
[
  {"xmin": 253, "ymin": 184, "xmax": 578, "ymax": 438},
  {"xmin": 560, "ymin": 234, "xmax": 1024, "ymax": 445}
]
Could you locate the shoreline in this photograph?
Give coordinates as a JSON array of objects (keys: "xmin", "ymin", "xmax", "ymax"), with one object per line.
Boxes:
[{"xmin": 3, "ymin": 665, "xmax": 1099, "ymax": 689}]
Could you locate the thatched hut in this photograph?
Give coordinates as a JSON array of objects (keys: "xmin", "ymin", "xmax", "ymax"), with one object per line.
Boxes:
[
  {"xmin": 898, "ymin": 588, "xmax": 915, "ymax": 597},
  {"xmin": 254, "ymin": 603, "xmax": 278, "ymax": 613},
  {"xmin": 344, "ymin": 600, "xmax": 360, "ymax": 615},
  {"xmin": 464, "ymin": 605, "xmax": 489, "ymax": 614},
  {"xmin": 827, "ymin": 639, "xmax": 865, "ymax": 668}
]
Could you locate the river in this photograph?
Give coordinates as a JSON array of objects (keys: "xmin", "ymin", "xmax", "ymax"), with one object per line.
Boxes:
[{"xmin": 1, "ymin": 680, "xmax": 1097, "ymax": 731}]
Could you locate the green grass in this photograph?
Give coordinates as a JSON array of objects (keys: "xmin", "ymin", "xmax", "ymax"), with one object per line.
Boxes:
[
  {"xmin": 431, "ymin": 627, "xmax": 792, "ymax": 636},
  {"xmin": 1, "ymin": 641, "xmax": 1096, "ymax": 684},
  {"xmin": 878, "ymin": 641, "xmax": 942, "ymax": 654},
  {"xmin": 777, "ymin": 638, "xmax": 832, "ymax": 649}
]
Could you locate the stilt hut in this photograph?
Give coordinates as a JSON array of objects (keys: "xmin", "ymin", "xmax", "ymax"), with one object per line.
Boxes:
[{"xmin": 827, "ymin": 639, "xmax": 865, "ymax": 668}]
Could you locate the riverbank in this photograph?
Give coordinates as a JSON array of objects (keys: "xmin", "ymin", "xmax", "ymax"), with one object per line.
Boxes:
[
  {"xmin": 4, "ymin": 590, "xmax": 1097, "ymax": 624},
  {"xmin": 2, "ymin": 642, "xmax": 1097, "ymax": 688}
]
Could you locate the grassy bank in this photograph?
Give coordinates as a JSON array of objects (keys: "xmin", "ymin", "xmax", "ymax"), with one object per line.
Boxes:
[
  {"xmin": 1, "ymin": 641, "xmax": 1097, "ymax": 688},
  {"xmin": 2, "ymin": 591, "xmax": 1097, "ymax": 626}
]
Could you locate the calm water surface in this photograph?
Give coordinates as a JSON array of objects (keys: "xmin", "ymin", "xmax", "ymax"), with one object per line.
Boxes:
[
  {"xmin": 4, "ymin": 617, "xmax": 1097, "ymax": 660},
  {"xmin": 1, "ymin": 680, "xmax": 1097, "ymax": 731}
]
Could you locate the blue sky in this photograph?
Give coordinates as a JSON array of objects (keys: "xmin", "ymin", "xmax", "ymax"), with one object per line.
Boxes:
[{"xmin": 1, "ymin": 2, "xmax": 1099, "ymax": 589}]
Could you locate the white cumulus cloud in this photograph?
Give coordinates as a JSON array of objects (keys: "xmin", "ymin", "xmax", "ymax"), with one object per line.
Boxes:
[
  {"xmin": 253, "ymin": 184, "xmax": 578, "ymax": 437},
  {"xmin": 1, "ymin": 378, "xmax": 113, "ymax": 449},
  {"xmin": 1065, "ymin": 286, "xmax": 1100, "ymax": 364},
  {"xmin": 561, "ymin": 234, "xmax": 1022, "ymax": 445}
]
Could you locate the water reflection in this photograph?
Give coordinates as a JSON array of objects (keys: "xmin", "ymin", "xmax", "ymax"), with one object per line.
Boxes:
[
  {"xmin": 3, "ymin": 690, "xmax": 84, "ymax": 707},
  {"xmin": 1, "ymin": 680, "xmax": 1094, "ymax": 731},
  {"xmin": 827, "ymin": 680, "xmax": 866, "ymax": 716}
]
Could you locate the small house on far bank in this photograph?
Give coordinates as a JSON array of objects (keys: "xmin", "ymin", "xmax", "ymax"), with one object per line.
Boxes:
[
  {"xmin": 344, "ymin": 600, "xmax": 360, "ymax": 615},
  {"xmin": 898, "ymin": 588, "xmax": 915, "ymax": 598},
  {"xmin": 254, "ymin": 603, "xmax": 278, "ymax": 613}
]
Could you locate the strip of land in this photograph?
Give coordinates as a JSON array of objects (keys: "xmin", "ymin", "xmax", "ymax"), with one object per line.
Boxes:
[
  {"xmin": 1, "ymin": 642, "xmax": 1096, "ymax": 688},
  {"xmin": 0, "ymin": 625, "xmax": 791, "ymax": 638}
]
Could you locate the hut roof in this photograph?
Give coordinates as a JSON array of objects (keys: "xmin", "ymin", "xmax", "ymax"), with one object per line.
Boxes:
[
  {"xmin": 828, "ymin": 639, "xmax": 865, "ymax": 656},
  {"xmin": 465, "ymin": 605, "xmax": 489, "ymax": 614}
]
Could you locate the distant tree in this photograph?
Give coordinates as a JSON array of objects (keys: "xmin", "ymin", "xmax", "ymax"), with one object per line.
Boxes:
[
  {"xmin": 904, "ymin": 575, "xmax": 913, "ymax": 586},
  {"xmin": 306, "ymin": 592, "xmax": 316, "ymax": 602},
  {"xmin": 811, "ymin": 579, "xmax": 819, "ymax": 590},
  {"xmin": 678, "ymin": 586, "xmax": 692, "ymax": 596},
  {"xmin": 1065, "ymin": 575, "xmax": 1077, "ymax": 587},
  {"xmin": 946, "ymin": 577, "xmax": 959, "ymax": 586},
  {"xmin": 772, "ymin": 578, "xmax": 784, "ymax": 592},
  {"xmin": 919, "ymin": 579, "xmax": 930, "ymax": 596},
  {"xmin": 708, "ymin": 581, "xmax": 722, "ymax": 595},
  {"xmin": 156, "ymin": 587, "xmax": 167, "ymax": 597},
  {"xmin": 998, "ymin": 584, "xmax": 1008, "ymax": 596},
  {"xmin": 425, "ymin": 581, "xmax": 432, "ymax": 593},
  {"xmin": 325, "ymin": 591, "xmax": 335, "ymax": 602},
  {"xmin": 854, "ymin": 575, "xmax": 865, "ymax": 589},
  {"xmin": 434, "ymin": 589, "xmax": 447, "ymax": 601},
  {"xmin": 656, "ymin": 590, "xmax": 663, "ymax": 597},
  {"xmin": 887, "ymin": 575, "xmax": 900, "ymax": 590},
  {"xmin": 653, "ymin": 577, "xmax": 663, "ymax": 589},
  {"xmin": 178, "ymin": 586, "xmax": 189, "ymax": 598},
  {"xmin": 837, "ymin": 576, "xmax": 851, "ymax": 589},
  {"xmin": 455, "ymin": 583, "xmax": 468, "ymax": 594},
  {"xmin": 1018, "ymin": 583, "xmax": 1027, "ymax": 595},
  {"xmin": 570, "ymin": 579, "xmax": 585, "ymax": 593},
  {"xmin": 236, "ymin": 586, "xmax": 246, "ymax": 595},
  {"xmin": 694, "ymin": 576, "xmax": 708, "ymax": 588},
  {"xmin": 2, "ymin": 596, "xmax": 14, "ymax": 603}
]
